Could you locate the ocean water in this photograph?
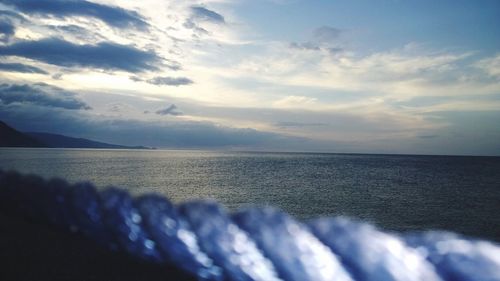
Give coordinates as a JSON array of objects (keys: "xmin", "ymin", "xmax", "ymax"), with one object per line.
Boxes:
[{"xmin": 1, "ymin": 148, "xmax": 499, "ymax": 241}]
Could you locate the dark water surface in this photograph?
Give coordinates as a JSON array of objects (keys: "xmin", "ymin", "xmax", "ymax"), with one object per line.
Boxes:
[{"xmin": 1, "ymin": 148, "xmax": 499, "ymax": 241}]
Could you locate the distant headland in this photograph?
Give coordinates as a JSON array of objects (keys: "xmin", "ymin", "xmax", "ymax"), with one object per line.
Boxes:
[{"xmin": 0, "ymin": 120, "xmax": 154, "ymax": 150}]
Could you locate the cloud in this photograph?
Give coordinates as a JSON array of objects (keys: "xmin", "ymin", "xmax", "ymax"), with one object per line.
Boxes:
[
  {"xmin": 288, "ymin": 26, "xmax": 343, "ymax": 55},
  {"xmin": 155, "ymin": 104, "xmax": 182, "ymax": 116},
  {"xmin": 313, "ymin": 26, "xmax": 341, "ymax": 42},
  {"xmin": 182, "ymin": 6, "xmax": 225, "ymax": 38},
  {"xmin": 52, "ymin": 73, "xmax": 63, "ymax": 80},
  {"xmin": 0, "ymin": 20, "xmax": 14, "ymax": 42},
  {"xmin": 190, "ymin": 6, "xmax": 225, "ymax": 24},
  {"xmin": 0, "ymin": 103, "xmax": 295, "ymax": 148},
  {"xmin": 147, "ymin": 76, "xmax": 193, "ymax": 86},
  {"xmin": 0, "ymin": 38, "xmax": 159, "ymax": 72},
  {"xmin": 289, "ymin": 42, "xmax": 321, "ymax": 51},
  {"xmin": 273, "ymin": 95, "xmax": 318, "ymax": 108},
  {"xmin": 0, "ymin": 83, "xmax": 91, "ymax": 110},
  {"xmin": 129, "ymin": 76, "xmax": 143, "ymax": 82},
  {"xmin": 47, "ymin": 24, "xmax": 87, "ymax": 34},
  {"xmin": 183, "ymin": 19, "xmax": 209, "ymax": 36},
  {"xmin": 45, "ymin": 24, "xmax": 106, "ymax": 42},
  {"xmin": 418, "ymin": 135, "xmax": 438, "ymax": 139},
  {"xmin": 289, "ymin": 42, "xmax": 343, "ymax": 55},
  {"xmin": 106, "ymin": 103, "xmax": 131, "ymax": 113},
  {"xmin": 0, "ymin": 0, "xmax": 147, "ymax": 29},
  {"xmin": 0, "ymin": 11, "xmax": 26, "ymax": 42},
  {"xmin": 475, "ymin": 54, "xmax": 500, "ymax": 78},
  {"xmin": 237, "ymin": 43, "xmax": 478, "ymax": 99},
  {"xmin": 0, "ymin": 62, "xmax": 48, "ymax": 74},
  {"xmin": 0, "ymin": 10, "xmax": 26, "ymax": 21},
  {"xmin": 182, "ymin": 6, "xmax": 225, "ymax": 37},
  {"xmin": 164, "ymin": 59, "xmax": 182, "ymax": 71},
  {"xmin": 275, "ymin": 121, "xmax": 326, "ymax": 128}
]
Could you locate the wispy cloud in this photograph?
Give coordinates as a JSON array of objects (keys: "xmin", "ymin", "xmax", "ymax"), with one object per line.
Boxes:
[
  {"xmin": 475, "ymin": 54, "xmax": 500, "ymax": 78},
  {"xmin": 182, "ymin": 5, "xmax": 226, "ymax": 38},
  {"xmin": 0, "ymin": 10, "xmax": 26, "ymax": 21},
  {"xmin": 313, "ymin": 26, "xmax": 341, "ymax": 42},
  {"xmin": 190, "ymin": 6, "xmax": 225, "ymax": 24},
  {"xmin": 234, "ymin": 43, "xmax": 487, "ymax": 102},
  {"xmin": 0, "ymin": 62, "xmax": 48, "ymax": 74}
]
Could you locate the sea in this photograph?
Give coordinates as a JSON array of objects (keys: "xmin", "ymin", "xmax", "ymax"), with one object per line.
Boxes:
[{"xmin": 1, "ymin": 148, "xmax": 499, "ymax": 241}]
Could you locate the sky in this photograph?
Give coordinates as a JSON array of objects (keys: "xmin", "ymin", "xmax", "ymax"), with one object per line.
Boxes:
[{"xmin": 0, "ymin": 0, "xmax": 499, "ymax": 155}]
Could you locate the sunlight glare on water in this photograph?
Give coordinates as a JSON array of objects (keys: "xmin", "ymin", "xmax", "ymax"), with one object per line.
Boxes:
[{"xmin": 1, "ymin": 148, "xmax": 499, "ymax": 241}]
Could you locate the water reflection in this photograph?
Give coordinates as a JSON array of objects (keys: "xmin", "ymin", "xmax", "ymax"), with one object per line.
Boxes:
[{"xmin": 1, "ymin": 148, "xmax": 499, "ymax": 241}]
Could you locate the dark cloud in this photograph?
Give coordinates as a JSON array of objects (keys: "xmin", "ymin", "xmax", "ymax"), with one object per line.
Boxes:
[
  {"xmin": 155, "ymin": 104, "xmax": 182, "ymax": 116},
  {"xmin": 313, "ymin": 26, "xmax": 341, "ymax": 42},
  {"xmin": 98, "ymin": 120, "xmax": 288, "ymax": 148},
  {"xmin": 147, "ymin": 76, "xmax": 193, "ymax": 86},
  {"xmin": 190, "ymin": 6, "xmax": 225, "ymax": 23},
  {"xmin": 0, "ymin": 62, "xmax": 48, "ymax": 74},
  {"xmin": 0, "ymin": 104, "xmax": 294, "ymax": 148},
  {"xmin": 0, "ymin": 11, "xmax": 26, "ymax": 42},
  {"xmin": 0, "ymin": 0, "xmax": 147, "ymax": 29},
  {"xmin": 0, "ymin": 83, "xmax": 91, "ymax": 110},
  {"xmin": 0, "ymin": 20, "xmax": 14, "ymax": 42},
  {"xmin": 0, "ymin": 38, "xmax": 159, "ymax": 72}
]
